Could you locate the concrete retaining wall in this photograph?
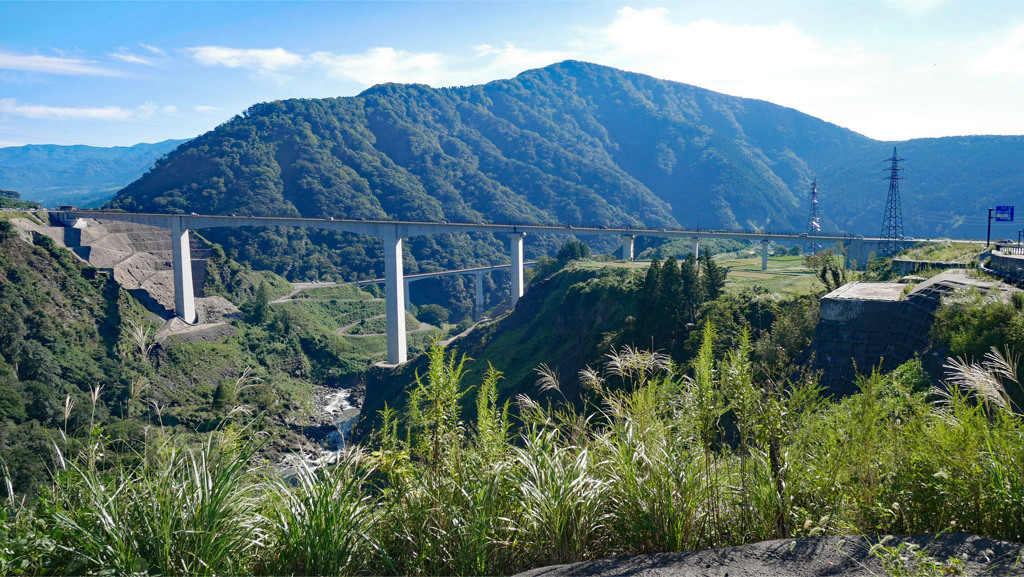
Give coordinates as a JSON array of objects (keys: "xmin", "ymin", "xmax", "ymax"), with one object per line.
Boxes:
[
  {"xmin": 805, "ymin": 275, "xmax": 970, "ymax": 396},
  {"xmin": 990, "ymin": 251, "xmax": 1024, "ymax": 277},
  {"xmin": 892, "ymin": 259, "xmax": 965, "ymax": 276}
]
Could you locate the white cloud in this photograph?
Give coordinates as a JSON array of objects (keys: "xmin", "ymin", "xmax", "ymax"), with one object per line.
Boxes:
[
  {"xmin": 0, "ymin": 99, "xmax": 178, "ymax": 122},
  {"xmin": 0, "ymin": 99, "xmax": 133, "ymax": 120},
  {"xmin": 569, "ymin": 7, "xmax": 865, "ymax": 100},
  {"xmin": 310, "ymin": 47, "xmax": 444, "ymax": 85},
  {"xmin": 968, "ymin": 24, "xmax": 1024, "ymax": 77},
  {"xmin": 110, "ymin": 52, "xmax": 157, "ymax": 66},
  {"xmin": 0, "ymin": 51, "xmax": 123, "ymax": 76},
  {"xmin": 885, "ymin": 0, "xmax": 949, "ymax": 14},
  {"xmin": 188, "ymin": 46, "xmax": 304, "ymax": 72},
  {"xmin": 456, "ymin": 43, "xmax": 574, "ymax": 84},
  {"xmin": 184, "ymin": 43, "xmax": 567, "ymax": 88},
  {"xmin": 139, "ymin": 43, "xmax": 164, "ymax": 55}
]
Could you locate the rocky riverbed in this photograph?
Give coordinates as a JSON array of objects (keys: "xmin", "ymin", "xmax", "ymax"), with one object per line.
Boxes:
[{"xmin": 274, "ymin": 383, "xmax": 364, "ymax": 476}]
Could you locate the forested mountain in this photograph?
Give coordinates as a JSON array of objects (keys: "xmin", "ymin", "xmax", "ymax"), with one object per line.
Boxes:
[
  {"xmin": 0, "ymin": 139, "xmax": 186, "ymax": 208},
  {"xmin": 108, "ymin": 61, "xmax": 1024, "ymax": 302}
]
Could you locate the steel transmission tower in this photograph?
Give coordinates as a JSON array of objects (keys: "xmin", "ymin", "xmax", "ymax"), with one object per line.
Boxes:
[
  {"xmin": 878, "ymin": 147, "xmax": 905, "ymax": 258},
  {"xmin": 804, "ymin": 179, "xmax": 822, "ymax": 255}
]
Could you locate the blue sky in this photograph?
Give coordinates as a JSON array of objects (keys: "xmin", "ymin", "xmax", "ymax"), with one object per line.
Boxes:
[{"xmin": 2, "ymin": 0, "xmax": 1024, "ymax": 147}]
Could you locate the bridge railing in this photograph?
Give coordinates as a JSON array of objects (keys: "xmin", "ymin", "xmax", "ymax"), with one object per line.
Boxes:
[{"xmin": 995, "ymin": 243, "xmax": 1024, "ymax": 256}]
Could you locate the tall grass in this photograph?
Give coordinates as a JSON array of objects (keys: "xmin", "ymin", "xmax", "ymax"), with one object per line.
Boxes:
[
  {"xmin": 4, "ymin": 337, "xmax": 1024, "ymax": 575},
  {"xmin": 44, "ymin": 426, "xmax": 268, "ymax": 575}
]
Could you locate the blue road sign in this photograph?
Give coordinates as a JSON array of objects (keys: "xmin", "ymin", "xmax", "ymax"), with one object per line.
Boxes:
[{"xmin": 995, "ymin": 206, "xmax": 1015, "ymax": 222}]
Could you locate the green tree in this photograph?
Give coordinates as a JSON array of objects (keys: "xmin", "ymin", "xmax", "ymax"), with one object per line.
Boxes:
[
  {"xmin": 637, "ymin": 259, "xmax": 663, "ymax": 339},
  {"xmin": 700, "ymin": 252, "xmax": 727, "ymax": 302},
  {"xmin": 247, "ymin": 281, "xmax": 274, "ymax": 324},
  {"xmin": 680, "ymin": 255, "xmax": 703, "ymax": 324},
  {"xmin": 417, "ymin": 304, "xmax": 450, "ymax": 326},
  {"xmin": 556, "ymin": 240, "xmax": 591, "ymax": 264},
  {"xmin": 657, "ymin": 256, "xmax": 684, "ymax": 342},
  {"xmin": 805, "ymin": 249, "xmax": 848, "ymax": 291}
]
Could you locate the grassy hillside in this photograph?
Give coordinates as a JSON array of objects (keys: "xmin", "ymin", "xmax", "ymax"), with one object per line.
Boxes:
[
  {"xmin": 0, "ymin": 218, "xmax": 442, "ymax": 494},
  {"xmin": 355, "ymin": 254, "xmax": 821, "ymax": 440},
  {"xmin": 4, "ymin": 325, "xmax": 1023, "ymax": 575}
]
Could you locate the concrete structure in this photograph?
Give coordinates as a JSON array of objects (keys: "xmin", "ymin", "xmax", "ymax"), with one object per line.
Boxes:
[
  {"xmin": 382, "ymin": 230, "xmax": 406, "ymax": 364},
  {"xmin": 991, "ymin": 245, "xmax": 1024, "ymax": 277},
  {"xmin": 805, "ymin": 271, "xmax": 1008, "ymax": 395},
  {"xmin": 509, "ymin": 233, "xmax": 526, "ymax": 308},
  {"xmin": 891, "ymin": 259, "xmax": 967, "ymax": 276},
  {"xmin": 53, "ymin": 210, "xmax": 972, "ymax": 365},
  {"xmin": 170, "ymin": 218, "xmax": 197, "ymax": 324},
  {"xmin": 620, "ymin": 235, "xmax": 635, "ymax": 261}
]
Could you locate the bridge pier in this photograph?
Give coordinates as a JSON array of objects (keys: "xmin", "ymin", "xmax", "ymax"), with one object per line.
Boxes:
[
  {"xmin": 474, "ymin": 272, "xmax": 485, "ymax": 320},
  {"xmin": 170, "ymin": 218, "xmax": 197, "ymax": 324},
  {"xmin": 384, "ymin": 230, "xmax": 407, "ymax": 365},
  {"xmin": 620, "ymin": 235, "xmax": 635, "ymax": 261},
  {"xmin": 403, "ymin": 279, "xmax": 411, "ymax": 312},
  {"xmin": 509, "ymin": 232, "xmax": 526, "ymax": 308},
  {"xmin": 692, "ymin": 237, "xmax": 700, "ymax": 259},
  {"xmin": 761, "ymin": 239, "xmax": 769, "ymax": 272}
]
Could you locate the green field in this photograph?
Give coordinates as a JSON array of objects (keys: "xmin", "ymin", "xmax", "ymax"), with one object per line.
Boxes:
[
  {"xmin": 290, "ymin": 283, "xmax": 375, "ymax": 300},
  {"xmin": 717, "ymin": 253, "xmax": 824, "ymax": 295},
  {"xmin": 590, "ymin": 254, "xmax": 825, "ymax": 296},
  {"xmin": 900, "ymin": 241, "xmax": 985, "ymax": 263}
]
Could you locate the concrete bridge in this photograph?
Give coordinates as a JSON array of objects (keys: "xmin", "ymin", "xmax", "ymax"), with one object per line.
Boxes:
[{"xmin": 52, "ymin": 210, "xmax": 929, "ymax": 364}]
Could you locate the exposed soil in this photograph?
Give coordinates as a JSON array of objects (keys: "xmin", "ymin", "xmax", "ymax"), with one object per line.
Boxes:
[{"xmin": 515, "ymin": 534, "xmax": 1024, "ymax": 577}]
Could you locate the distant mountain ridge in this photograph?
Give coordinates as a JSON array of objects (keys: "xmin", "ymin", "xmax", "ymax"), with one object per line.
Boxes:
[
  {"xmin": 0, "ymin": 139, "xmax": 186, "ymax": 208},
  {"xmin": 106, "ymin": 61, "xmax": 1024, "ymax": 289}
]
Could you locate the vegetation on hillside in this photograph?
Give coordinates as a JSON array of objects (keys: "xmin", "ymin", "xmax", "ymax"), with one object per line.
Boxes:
[
  {"xmin": 356, "ymin": 253, "xmax": 819, "ymax": 438},
  {"xmin": 0, "ymin": 191, "xmax": 41, "ymax": 210},
  {"xmin": 104, "ymin": 62, "xmax": 1024, "ymax": 308},
  {"xmin": 932, "ymin": 288, "xmax": 1024, "ymax": 405},
  {"xmin": 0, "ymin": 222, "xmax": 441, "ymax": 495},
  {"xmin": 3, "ymin": 332, "xmax": 1023, "ymax": 575},
  {"xmin": 900, "ymin": 241, "xmax": 985, "ymax": 264}
]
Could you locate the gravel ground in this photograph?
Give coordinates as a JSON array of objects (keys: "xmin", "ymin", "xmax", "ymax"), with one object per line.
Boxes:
[{"xmin": 515, "ymin": 534, "xmax": 1024, "ymax": 577}]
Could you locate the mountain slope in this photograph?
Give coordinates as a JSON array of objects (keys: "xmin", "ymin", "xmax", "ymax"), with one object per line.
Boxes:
[
  {"xmin": 0, "ymin": 139, "xmax": 186, "ymax": 208},
  {"xmin": 107, "ymin": 62, "xmax": 1024, "ymax": 293}
]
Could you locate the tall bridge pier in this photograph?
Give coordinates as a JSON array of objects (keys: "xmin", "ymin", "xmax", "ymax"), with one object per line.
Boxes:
[
  {"xmin": 383, "ymin": 230, "xmax": 407, "ymax": 364},
  {"xmin": 170, "ymin": 218, "xmax": 197, "ymax": 324}
]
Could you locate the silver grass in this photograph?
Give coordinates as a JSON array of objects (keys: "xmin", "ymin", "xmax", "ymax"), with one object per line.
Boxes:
[
  {"xmin": 939, "ymin": 347, "xmax": 1019, "ymax": 413},
  {"xmin": 535, "ymin": 363, "xmax": 562, "ymax": 394}
]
